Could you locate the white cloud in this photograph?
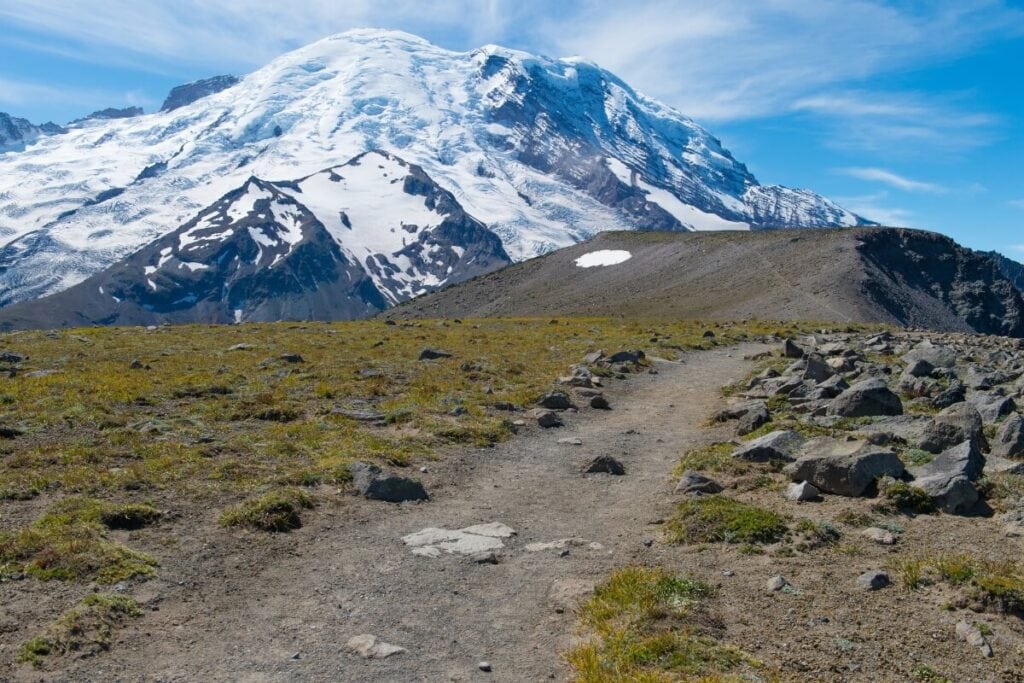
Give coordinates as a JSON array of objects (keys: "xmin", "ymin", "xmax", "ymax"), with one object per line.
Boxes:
[
  {"xmin": 0, "ymin": 76, "xmax": 147, "ymax": 116},
  {"xmin": 837, "ymin": 168, "xmax": 946, "ymax": 194},
  {"xmin": 832, "ymin": 192, "xmax": 915, "ymax": 228}
]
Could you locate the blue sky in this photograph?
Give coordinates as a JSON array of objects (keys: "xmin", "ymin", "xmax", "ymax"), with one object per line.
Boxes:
[{"xmin": 1, "ymin": 0, "xmax": 1022, "ymax": 258}]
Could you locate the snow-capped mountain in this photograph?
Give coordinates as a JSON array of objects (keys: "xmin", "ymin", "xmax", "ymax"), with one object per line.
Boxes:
[
  {"xmin": 0, "ymin": 113, "xmax": 65, "ymax": 154},
  {"xmin": 0, "ymin": 151, "xmax": 509, "ymax": 328},
  {"xmin": 0, "ymin": 28, "xmax": 872, "ymax": 309}
]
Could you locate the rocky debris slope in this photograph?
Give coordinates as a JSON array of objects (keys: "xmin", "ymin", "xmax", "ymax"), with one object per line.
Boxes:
[
  {"xmin": 711, "ymin": 329, "xmax": 1024, "ymax": 518},
  {"xmin": 388, "ymin": 228, "xmax": 1024, "ymax": 338}
]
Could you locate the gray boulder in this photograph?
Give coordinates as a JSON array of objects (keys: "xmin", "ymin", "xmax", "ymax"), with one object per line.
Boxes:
[
  {"xmin": 932, "ymin": 381, "xmax": 966, "ymax": 409},
  {"xmin": 783, "ymin": 438, "xmax": 905, "ymax": 497},
  {"xmin": 350, "ymin": 462, "xmax": 429, "ymax": 503},
  {"xmin": 537, "ymin": 391, "xmax": 575, "ymax": 410},
  {"xmin": 785, "ymin": 481, "xmax": 821, "ymax": 502},
  {"xmin": 918, "ymin": 403, "xmax": 987, "ymax": 454},
  {"xmin": 418, "ymin": 348, "xmax": 453, "ymax": 360},
  {"xmin": 971, "ymin": 394, "xmax": 1016, "ymax": 423},
  {"xmin": 912, "ymin": 471, "xmax": 978, "ymax": 514},
  {"xmin": 904, "ymin": 358, "xmax": 935, "ymax": 378},
  {"xmin": 675, "ymin": 470, "xmax": 723, "ymax": 495},
  {"xmin": 911, "ymin": 439, "xmax": 985, "ymax": 482},
  {"xmin": 803, "ymin": 354, "xmax": 835, "ymax": 383},
  {"xmin": 993, "ymin": 413, "xmax": 1024, "ymax": 458},
  {"xmin": 583, "ymin": 455, "xmax": 625, "ymax": 475},
  {"xmin": 782, "ymin": 338, "xmax": 805, "ymax": 358},
  {"xmin": 904, "ymin": 342, "xmax": 956, "ymax": 369},
  {"xmin": 737, "ymin": 402, "xmax": 771, "ymax": 436},
  {"xmin": 732, "ymin": 430, "xmax": 805, "ymax": 462},
  {"xmin": 827, "ymin": 378, "xmax": 903, "ymax": 418},
  {"xmin": 535, "ymin": 410, "xmax": 563, "ymax": 428},
  {"xmin": 856, "ymin": 569, "xmax": 891, "ymax": 591}
]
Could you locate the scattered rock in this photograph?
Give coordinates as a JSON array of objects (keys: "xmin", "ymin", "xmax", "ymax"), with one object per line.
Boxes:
[
  {"xmin": 590, "ymin": 395, "xmax": 611, "ymax": 410},
  {"xmin": 346, "ymin": 634, "xmax": 407, "ymax": 659},
  {"xmin": 782, "ymin": 339, "xmax": 805, "ymax": 359},
  {"xmin": 955, "ymin": 620, "xmax": 993, "ymax": 657},
  {"xmin": 912, "ymin": 438, "xmax": 985, "ymax": 482},
  {"xmin": 583, "ymin": 455, "xmax": 625, "ymax": 475},
  {"xmin": 767, "ymin": 575, "xmax": 791, "ymax": 592},
  {"xmin": 675, "ymin": 470, "xmax": 723, "ymax": 495},
  {"xmin": 557, "ymin": 437, "xmax": 583, "ymax": 446},
  {"xmin": 0, "ymin": 352, "xmax": 25, "ymax": 363},
  {"xmin": 334, "ymin": 409, "xmax": 386, "ymax": 423},
  {"xmin": 803, "ymin": 353, "xmax": 835, "ymax": 383},
  {"xmin": 537, "ymin": 391, "xmax": 575, "ymax": 410},
  {"xmin": 932, "ymin": 381, "xmax": 967, "ymax": 409},
  {"xmin": 228, "ymin": 343, "xmax": 254, "ymax": 351},
  {"xmin": 784, "ymin": 438, "xmax": 905, "ymax": 497},
  {"xmin": 471, "ymin": 551, "xmax": 499, "ymax": 565},
  {"xmin": 918, "ymin": 403, "xmax": 987, "ymax": 454},
  {"xmin": 608, "ymin": 350, "xmax": 644, "ymax": 364},
  {"xmin": 862, "ymin": 527, "xmax": 897, "ymax": 545},
  {"xmin": 827, "ymin": 378, "xmax": 903, "ymax": 417},
  {"xmin": 732, "ymin": 430, "xmax": 805, "ymax": 462},
  {"xmin": 904, "ymin": 358, "xmax": 935, "ymax": 378},
  {"xmin": 536, "ymin": 410, "xmax": 563, "ymax": 428},
  {"xmin": 403, "ymin": 522, "xmax": 516, "ymax": 558},
  {"xmin": 279, "ymin": 353, "xmax": 305, "ymax": 363},
  {"xmin": 418, "ymin": 348, "xmax": 453, "ymax": 360},
  {"xmin": 784, "ymin": 481, "xmax": 821, "ymax": 502},
  {"xmin": 350, "ymin": 462, "xmax": 429, "ymax": 503},
  {"xmin": 993, "ymin": 412, "xmax": 1024, "ymax": 457},
  {"xmin": 737, "ymin": 402, "xmax": 771, "ymax": 435},
  {"xmin": 479, "ymin": 661, "xmax": 492, "ymax": 672},
  {"xmin": 855, "ymin": 569, "xmax": 890, "ymax": 591}
]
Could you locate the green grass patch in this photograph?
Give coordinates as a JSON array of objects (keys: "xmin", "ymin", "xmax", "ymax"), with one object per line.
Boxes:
[
  {"xmin": 566, "ymin": 566, "xmax": 756, "ymax": 682},
  {"xmin": 18, "ymin": 593, "xmax": 143, "ymax": 667},
  {"xmin": 890, "ymin": 553, "xmax": 1024, "ymax": 614},
  {"xmin": 666, "ymin": 496, "xmax": 788, "ymax": 545},
  {"xmin": 879, "ymin": 480, "xmax": 936, "ymax": 514},
  {"xmin": 675, "ymin": 442, "xmax": 750, "ymax": 477},
  {"xmin": 0, "ymin": 498, "xmax": 159, "ymax": 583},
  {"xmin": 219, "ymin": 487, "xmax": 315, "ymax": 532}
]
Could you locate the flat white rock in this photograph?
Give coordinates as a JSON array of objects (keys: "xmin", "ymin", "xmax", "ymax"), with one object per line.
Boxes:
[
  {"xmin": 402, "ymin": 522, "xmax": 516, "ymax": 557},
  {"xmin": 346, "ymin": 634, "xmax": 406, "ymax": 659}
]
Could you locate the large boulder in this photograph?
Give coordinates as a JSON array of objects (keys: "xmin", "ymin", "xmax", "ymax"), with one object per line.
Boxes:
[
  {"xmin": 904, "ymin": 342, "xmax": 956, "ymax": 369},
  {"xmin": 783, "ymin": 438, "xmax": 905, "ymax": 497},
  {"xmin": 782, "ymin": 339, "xmax": 805, "ymax": 359},
  {"xmin": 908, "ymin": 440, "xmax": 984, "ymax": 514},
  {"xmin": 732, "ymin": 430, "xmax": 805, "ymax": 462},
  {"xmin": 932, "ymin": 381, "xmax": 966, "ymax": 409},
  {"xmin": 993, "ymin": 413, "xmax": 1024, "ymax": 458},
  {"xmin": 826, "ymin": 378, "xmax": 903, "ymax": 418},
  {"xmin": 802, "ymin": 354, "xmax": 835, "ymax": 383},
  {"xmin": 350, "ymin": 462, "xmax": 429, "ymax": 503},
  {"xmin": 737, "ymin": 402, "xmax": 771, "ymax": 436},
  {"xmin": 970, "ymin": 394, "xmax": 1017, "ymax": 423},
  {"xmin": 918, "ymin": 403, "xmax": 987, "ymax": 454},
  {"xmin": 911, "ymin": 439, "xmax": 985, "ymax": 482}
]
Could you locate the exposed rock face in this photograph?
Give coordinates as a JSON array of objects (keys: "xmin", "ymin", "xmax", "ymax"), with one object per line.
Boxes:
[
  {"xmin": 0, "ymin": 151, "xmax": 510, "ymax": 329},
  {"xmin": 70, "ymin": 107, "xmax": 144, "ymax": 124},
  {"xmin": 161, "ymin": 75, "xmax": 240, "ymax": 111},
  {"xmin": 0, "ymin": 113, "xmax": 65, "ymax": 153}
]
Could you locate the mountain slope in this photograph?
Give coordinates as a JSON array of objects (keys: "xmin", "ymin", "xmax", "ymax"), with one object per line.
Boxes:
[
  {"xmin": 0, "ymin": 113, "xmax": 64, "ymax": 154},
  {"xmin": 0, "ymin": 29, "xmax": 869, "ymax": 308},
  {"xmin": 0, "ymin": 151, "xmax": 509, "ymax": 329},
  {"xmin": 386, "ymin": 228, "xmax": 1024, "ymax": 338},
  {"xmin": 986, "ymin": 251, "xmax": 1024, "ymax": 293}
]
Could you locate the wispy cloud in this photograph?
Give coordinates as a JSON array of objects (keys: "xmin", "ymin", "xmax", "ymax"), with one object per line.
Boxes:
[
  {"xmin": 0, "ymin": 76, "xmax": 147, "ymax": 116},
  {"xmin": 833, "ymin": 192, "xmax": 915, "ymax": 228},
  {"xmin": 1010, "ymin": 199, "xmax": 1024, "ymax": 210},
  {"xmin": 837, "ymin": 167, "xmax": 947, "ymax": 194}
]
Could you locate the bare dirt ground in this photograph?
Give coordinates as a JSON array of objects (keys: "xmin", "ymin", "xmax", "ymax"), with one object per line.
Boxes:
[
  {"xmin": 2, "ymin": 345, "xmax": 761, "ymax": 683},
  {"xmin": 6, "ymin": 341, "xmax": 1024, "ymax": 682}
]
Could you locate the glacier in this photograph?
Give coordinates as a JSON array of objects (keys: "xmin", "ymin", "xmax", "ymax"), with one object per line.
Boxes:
[{"xmin": 0, "ymin": 28, "xmax": 872, "ymax": 307}]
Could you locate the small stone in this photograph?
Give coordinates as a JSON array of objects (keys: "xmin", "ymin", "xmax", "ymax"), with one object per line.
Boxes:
[
  {"xmin": 675, "ymin": 470, "xmax": 723, "ymax": 495},
  {"xmin": 767, "ymin": 575, "xmax": 790, "ymax": 592},
  {"xmin": 956, "ymin": 620, "xmax": 993, "ymax": 657},
  {"xmin": 583, "ymin": 455, "xmax": 625, "ymax": 475},
  {"xmin": 479, "ymin": 661, "xmax": 493, "ymax": 672},
  {"xmin": 418, "ymin": 348, "xmax": 453, "ymax": 360},
  {"xmin": 722, "ymin": 569, "xmax": 735, "ymax": 577},
  {"xmin": 279, "ymin": 353, "xmax": 305, "ymax": 363},
  {"xmin": 538, "ymin": 391, "xmax": 575, "ymax": 410},
  {"xmin": 590, "ymin": 395, "xmax": 611, "ymax": 410},
  {"xmin": 784, "ymin": 481, "xmax": 821, "ymax": 502},
  {"xmin": 855, "ymin": 569, "xmax": 890, "ymax": 591},
  {"xmin": 471, "ymin": 551, "xmax": 498, "ymax": 565},
  {"xmin": 536, "ymin": 410, "xmax": 563, "ymax": 428},
  {"xmin": 558, "ymin": 437, "xmax": 583, "ymax": 446},
  {"xmin": 346, "ymin": 634, "xmax": 406, "ymax": 659},
  {"xmin": 558, "ymin": 549, "xmax": 570, "ymax": 558},
  {"xmin": 861, "ymin": 527, "xmax": 897, "ymax": 545}
]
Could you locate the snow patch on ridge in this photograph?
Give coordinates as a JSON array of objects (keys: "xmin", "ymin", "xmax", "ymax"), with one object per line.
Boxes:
[{"xmin": 575, "ymin": 250, "xmax": 632, "ymax": 268}]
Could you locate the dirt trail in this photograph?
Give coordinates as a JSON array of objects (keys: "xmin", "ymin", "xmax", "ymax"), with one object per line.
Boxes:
[{"xmin": 29, "ymin": 345, "xmax": 761, "ymax": 683}]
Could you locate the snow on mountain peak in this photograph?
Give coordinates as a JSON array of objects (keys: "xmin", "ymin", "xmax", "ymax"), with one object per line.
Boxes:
[{"xmin": 0, "ymin": 30, "xmax": 872, "ymax": 307}]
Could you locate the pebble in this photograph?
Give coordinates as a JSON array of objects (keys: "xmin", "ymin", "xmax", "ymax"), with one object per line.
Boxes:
[
  {"xmin": 722, "ymin": 569, "xmax": 735, "ymax": 577},
  {"xmin": 479, "ymin": 661, "xmax": 492, "ymax": 672}
]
